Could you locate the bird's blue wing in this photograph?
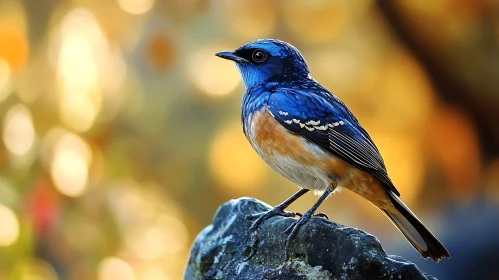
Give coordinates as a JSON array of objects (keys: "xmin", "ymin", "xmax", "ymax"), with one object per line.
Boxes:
[{"xmin": 268, "ymin": 87, "xmax": 399, "ymax": 195}]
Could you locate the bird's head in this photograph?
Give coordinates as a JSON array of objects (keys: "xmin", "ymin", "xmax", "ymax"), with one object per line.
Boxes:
[{"xmin": 216, "ymin": 39, "xmax": 310, "ymax": 89}]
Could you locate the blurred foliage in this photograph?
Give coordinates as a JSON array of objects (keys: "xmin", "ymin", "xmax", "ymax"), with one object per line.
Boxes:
[{"xmin": 0, "ymin": 0, "xmax": 497, "ymax": 279}]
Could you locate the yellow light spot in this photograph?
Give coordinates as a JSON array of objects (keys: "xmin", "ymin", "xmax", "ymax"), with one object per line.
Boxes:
[
  {"xmin": 59, "ymin": 93, "xmax": 97, "ymax": 132},
  {"xmin": 158, "ymin": 215, "xmax": 188, "ymax": 256},
  {"xmin": 98, "ymin": 257, "xmax": 135, "ymax": 280},
  {"xmin": 216, "ymin": 0, "xmax": 276, "ymax": 40},
  {"xmin": 371, "ymin": 133, "xmax": 424, "ymax": 205},
  {"xmin": 210, "ymin": 122, "xmax": 266, "ymax": 193},
  {"xmin": 52, "ymin": 8, "xmax": 123, "ymax": 132},
  {"xmin": 140, "ymin": 265, "xmax": 169, "ymax": 280},
  {"xmin": 118, "ymin": 0, "xmax": 155, "ymax": 14},
  {"xmin": 308, "ymin": 49, "xmax": 359, "ymax": 92},
  {"xmin": 142, "ymin": 227, "xmax": 168, "ymax": 258},
  {"xmin": 131, "ymin": 214, "xmax": 188, "ymax": 260},
  {"xmin": 0, "ymin": 204, "xmax": 19, "ymax": 246},
  {"xmin": 0, "ymin": 24, "xmax": 29, "ymax": 71},
  {"xmin": 0, "ymin": 58, "xmax": 11, "ymax": 102},
  {"xmin": 58, "ymin": 35, "xmax": 98, "ymax": 90},
  {"xmin": 50, "ymin": 132, "xmax": 91, "ymax": 197},
  {"xmin": 189, "ymin": 46, "xmax": 241, "ymax": 96},
  {"xmin": 55, "ymin": 132, "xmax": 93, "ymax": 165},
  {"xmin": 281, "ymin": 1, "xmax": 348, "ymax": 44},
  {"xmin": 379, "ymin": 50, "xmax": 435, "ymax": 131},
  {"xmin": 51, "ymin": 150, "xmax": 88, "ymax": 197},
  {"xmin": 3, "ymin": 104, "xmax": 35, "ymax": 156}
]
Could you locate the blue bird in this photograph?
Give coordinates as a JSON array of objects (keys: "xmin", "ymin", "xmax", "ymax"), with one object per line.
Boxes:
[{"xmin": 216, "ymin": 39, "xmax": 450, "ymax": 262}]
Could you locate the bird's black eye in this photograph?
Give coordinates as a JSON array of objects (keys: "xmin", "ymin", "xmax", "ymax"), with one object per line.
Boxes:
[{"xmin": 251, "ymin": 49, "xmax": 267, "ymax": 63}]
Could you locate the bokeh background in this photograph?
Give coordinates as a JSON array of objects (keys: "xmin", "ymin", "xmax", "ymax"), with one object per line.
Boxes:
[{"xmin": 0, "ymin": 0, "xmax": 498, "ymax": 279}]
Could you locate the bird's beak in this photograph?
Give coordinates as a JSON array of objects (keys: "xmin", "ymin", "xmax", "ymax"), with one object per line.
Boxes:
[{"xmin": 215, "ymin": 51, "xmax": 249, "ymax": 63}]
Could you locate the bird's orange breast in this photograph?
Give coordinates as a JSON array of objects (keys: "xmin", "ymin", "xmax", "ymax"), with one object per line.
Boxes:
[
  {"xmin": 247, "ymin": 109, "xmax": 347, "ymax": 188},
  {"xmin": 247, "ymin": 108, "xmax": 394, "ymax": 210}
]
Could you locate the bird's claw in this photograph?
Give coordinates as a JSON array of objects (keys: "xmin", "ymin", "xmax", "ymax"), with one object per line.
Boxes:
[
  {"xmin": 283, "ymin": 210, "xmax": 313, "ymax": 244},
  {"xmin": 246, "ymin": 206, "xmax": 301, "ymax": 231}
]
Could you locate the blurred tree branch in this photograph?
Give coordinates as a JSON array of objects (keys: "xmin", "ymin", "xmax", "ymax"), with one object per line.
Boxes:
[{"xmin": 377, "ymin": 0, "xmax": 499, "ymax": 161}]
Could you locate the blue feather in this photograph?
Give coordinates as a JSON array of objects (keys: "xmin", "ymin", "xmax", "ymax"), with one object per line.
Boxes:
[{"xmin": 230, "ymin": 38, "xmax": 397, "ymax": 195}]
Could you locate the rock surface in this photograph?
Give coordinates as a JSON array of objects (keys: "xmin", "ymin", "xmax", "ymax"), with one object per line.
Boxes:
[{"xmin": 185, "ymin": 198, "xmax": 437, "ymax": 280}]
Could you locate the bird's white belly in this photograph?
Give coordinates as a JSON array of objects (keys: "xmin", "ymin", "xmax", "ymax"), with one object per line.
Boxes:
[{"xmin": 259, "ymin": 148, "xmax": 331, "ymax": 192}]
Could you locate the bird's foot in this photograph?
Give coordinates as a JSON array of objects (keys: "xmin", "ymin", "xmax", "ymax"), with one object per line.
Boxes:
[
  {"xmin": 283, "ymin": 209, "xmax": 314, "ymax": 244},
  {"xmin": 246, "ymin": 206, "xmax": 302, "ymax": 231},
  {"xmin": 313, "ymin": 212, "xmax": 329, "ymax": 220}
]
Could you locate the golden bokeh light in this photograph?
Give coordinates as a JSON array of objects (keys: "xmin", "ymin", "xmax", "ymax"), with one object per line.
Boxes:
[
  {"xmin": 58, "ymin": 35, "xmax": 98, "ymax": 90},
  {"xmin": 139, "ymin": 265, "xmax": 169, "ymax": 280},
  {"xmin": 3, "ymin": 104, "xmax": 35, "ymax": 156},
  {"xmin": 0, "ymin": 58, "xmax": 12, "ymax": 102},
  {"xmin": 0, "ymin": 24, "xmax": 29, "ymax": 71},
  {"xmin": 0, "ymin": 204, "xmax": 20, "ymax": 246},
  {"xmin": 98, "ymin": 257, "xmax": 135, "ymax": 280},
  {"xmin": 353, "ymin": 49, "xmax": 435, "ymax": 132},
  {"xmin": 52, "ymin": 8, "xmax": 125, "ymax": 132},
  {"xmin": 51, "ymin": 149, "xmax": 88, "ymax": 197},
  {"xmin": 143, "ymin": 215, "xmax": 188, "ymax": 258},
  {"xmin": 56, "ymin": 9, "xmax": 100, "ymax": 132},
  {"xmin": 142, "ymin": 227, "xmax": 168, "ymax": 259},
  {"xmin": 281, "ymin": 1, "xmax": 348, "ymax": 44},
  {"xmin": 50, "ymin": 132, "xmax": 92, "ymax": 197},
  {"xmin": 370, "ymin": 133, "xmax": 424, "ymax": 205},
  {"xmin": 110, "ymin": 182, "xmax": 190, "ymax": 268},
  {"xmin": 55, "ymin": 131, "xmax": 93, "ymax": 166},
  {"xmin": 307, "ymin": 49, "xmax": 359, "ymax": 92},
  {"xmin": 118, "ymin": 0, "xmax": 155, "ymax": 15},
  {"xmin": 127, "ymin": 214, "xmax": 189, "ymax": 260},
  {"xmin": 59, "ymin": 92, "xmax": 98, "ymax": 132},
  {"xmin": 210, "ymin": 122, "xmax": 267, "ymax": 193},
  {"xmin": 216, "ymin": 0, "xmax": 276, "ymax": 40},
  {"xmin": 188, "ymin": 46, "xmax": 241, "ymax": 96},
  {"xmin": 378, "ymin": 50, "xmax": 435, "ymax": 131}
]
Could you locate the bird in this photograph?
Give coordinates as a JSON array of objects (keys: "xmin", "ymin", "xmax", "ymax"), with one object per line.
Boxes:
[{"xmin": 215, "ymin": 39, "xmax": 450, "ymax": 262}]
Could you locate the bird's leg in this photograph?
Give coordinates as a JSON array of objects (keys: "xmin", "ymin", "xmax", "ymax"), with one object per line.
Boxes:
[
  {"xmin": 246, "ymin": 188, "xmax": 309, "ymax": 231},
  {"xmin": 284, "ymin": 188, "xmax": 332, "ymax": 243}
]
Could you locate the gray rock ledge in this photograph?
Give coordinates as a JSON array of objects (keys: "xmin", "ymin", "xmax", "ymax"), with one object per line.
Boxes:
[{"xmin": 185, "ymin": 197, "xmax": 437, "ymax": 280}]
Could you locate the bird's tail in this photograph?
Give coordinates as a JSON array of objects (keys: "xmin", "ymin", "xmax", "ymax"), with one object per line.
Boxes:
[{"xmin": 382, "ymin": 191, "xmax": 450, "ymax": 262}]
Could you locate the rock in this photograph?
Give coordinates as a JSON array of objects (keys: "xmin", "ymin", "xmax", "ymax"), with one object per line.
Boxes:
[{"xmin": 185, "ymin": 198, "xmax": 437, "ymax": 280}]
